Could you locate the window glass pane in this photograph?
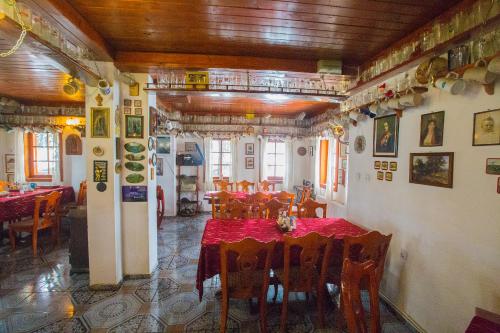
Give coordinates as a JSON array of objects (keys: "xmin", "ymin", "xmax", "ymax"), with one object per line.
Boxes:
[
  {"xmin": 266, "ymin": 142, "xmax": 276, "ymax": 154},
  {"xmin": 35, "ymin": 133, "xmax": 47, "ymax": 146},
  {"xmin": 211, "ymin": 140, "xmax": 220, "ymax": 152},
  {"xmin": 265, "ymin": 154, "xmax": 275, "ymax": 166},
  {"xmin": 211, "ymin": 152, "xmax": 220, "ymax": 164},
  {"xmin": 49, "ymin": 148, "xmax": 59, "ymax": 161},
  {"xmin": 265, "ymin": 165, "xmax": 275, "ymax": 177},
  {"xmin": 221, "ymin": 152, "xmax": 231, "ymax": 164},
  {"xmin": 275, "ymin": 166, "xmax": 285, "ymax": 177},
  {"xmin": 221, "ymin": 165, "xmax": 231, "ymax": 178},
  {"xmin": 36, "ymin": 162, "xmax": 49, "ymax": 174},
  {"xmin": 48, "ymin": 162, "xmax": 57, "ymax": 174},
  {"xmin": 47, "ymin": 133, "xmax": 56, "ymax": 146},
  {"xmin": 35, "ymin": 147, "xmax": 48, "ymax": 161},
  {"xmin": 211, "ymin": 165, "xmax": 220, "ymax": 177},
  {"xmin": 221, "ymin": 140, "xmax": 231, "ymax": 152},
  {"xmin": 275, "ymin": 142, "xmax": 285, "ymax": 154}
]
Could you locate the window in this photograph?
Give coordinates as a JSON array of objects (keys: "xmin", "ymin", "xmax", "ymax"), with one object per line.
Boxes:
[
  {"xmin": 210, "ymin": 139, "xmax": 231, "ymax": 178},
  {"xmin": 265, "ymin": 141, "xmax": 285, "ymax": 179},
  {"xmin": 25, "ymin": 132, "xmax": 62, "ymax": 182},
  {"xmin": 319, "ymin": 139, "xmax": 329, "ymax": 188}
]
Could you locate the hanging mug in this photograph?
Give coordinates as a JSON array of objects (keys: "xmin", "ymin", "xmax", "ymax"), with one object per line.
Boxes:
[
  {"xmin": 463, "ymin": 59, "xmax": 496, "ymax": 84},
  {"xmin": 399, "ymin": 87, "xmax": 423, "ymax": 107},
  {"xmin": 435, "ymin": 72, "xmax": 466, "ymax": 95},
  {"xmin": 379, "ymin": 98, "xmax": 391, "ymax": 112},
  {"xmin": 487, "ymin": 55, "xmax": 500, "ymax": 74},
  {"xmin": 98, "ymin": 79, "xmax": 111, "ymax": 95},
  {"xmin": 388, "ymin": 94, "xmax": 403, "ymax": 109}
]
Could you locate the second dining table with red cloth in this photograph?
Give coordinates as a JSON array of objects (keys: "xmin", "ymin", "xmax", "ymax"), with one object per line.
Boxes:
[
  {"xmin": 196, "ymin": 217, "xmax": 366, "ymax": 300},
  {"xmin": 203, "ymin": 190, "xmax": 281, "ymax": 202},
  {"xmin": 0, "ymin": 186, "xmax": 75, "ymax": 222}
]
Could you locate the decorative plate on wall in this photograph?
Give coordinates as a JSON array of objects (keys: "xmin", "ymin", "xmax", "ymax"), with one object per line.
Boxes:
[
  {"xmin": 297, "ymin": 147, "xmax": 307, "ymax": 156},
  {"xmin": 92, "ymin": 146, "xmax": 104, "ymax": 156},
  {"xmin": 354, "ymin": 136, "xmax": 366, "ymax": 154}
]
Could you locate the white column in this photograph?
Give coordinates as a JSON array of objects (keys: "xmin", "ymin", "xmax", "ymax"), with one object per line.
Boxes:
[
  {"xmin": 120, "ymin": 74, "xmax": 158, "ymax": 276},
  {"xmin": 85, "ymin": 68, "xmax": 123, "ymax": 287}
]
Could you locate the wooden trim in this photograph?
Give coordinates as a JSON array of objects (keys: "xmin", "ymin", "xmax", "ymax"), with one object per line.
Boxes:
[
  {"xmin": 333, "ymin": 140, "xmax": 340, "ymax": 193},
  {"xmin": 59, "ymin": 133, "xmax": 64, "ymax": 182},
  {"xmin": 319, "ymin": 139, "xmax": 329, "ymax": 189},
  {"xmin": 24, "ymin": 132, "xmax": 63, "ymax": 182}
]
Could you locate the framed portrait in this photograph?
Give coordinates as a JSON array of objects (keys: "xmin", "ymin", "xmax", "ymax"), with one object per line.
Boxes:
[
  {"xmin": 389, "ymin": 161, "xmax": 398, "ymax": 171},
  {"xmin": 377, "ymin": 171, "xmax": 384, "ymax": 180},
  {"xmin": 381, "ymin": 161, "xmax": 388, "ymax": 170},
  {"xmin": 124, "ymin": 99, "xmax": 132, "ymax": 107},
  {"xmin": 133, "ymin": 100, "xmax": 142, "ymax": 107},
  {"xmin": 134, "ymin": 108, "xmax": 142, "ymax": 115},
  {"xmin": 245, "ymin": 157, "xmax": 254, "ymax": 169},
  {"xmin": 409, "ymin": 152, "xmax": 454, "ymax": 188},
  {"xmin": 4, "ymin": 154, "xmax": 15, "ymax": 173},
  {"xmin": 185, "ymin": 142, "xmax": 196, "ymax": 152},
  {"xmin": 91, "ymin": 107, "xmax": 110, "ymax": 138},
  {"xmin": 245, "ymin": 143, "xmax": 254, "ymax": 155},
  {"xmin": 385, "ymin": 171, "xmax": 393, "ymax": 181},
  {"xmin": 157, "ymin": 136, "xmax": 171, "ymax": 154},
  {"xmin": 420, "ymin": 111, "xmax": 445, "ymax": 147},
  {"xmin": 124, "ymin": 107, "xmax": 132, "ymax": 115},
  {"xmin": 374, "ymin": 161, "xmax": 381, "ymax": 169},
  {"xmin": 373, "ymin": 114, "xmax": 399, "ymax": 157},
  {"xmin": 125, "ymin": 115, "xmax": 144, "ymax": 139},
  {"xmin": 473, "ymin": 109, "xmax": 500, "ymax": 146},
  {"xmin": 156, "ymin": 157, "xmax": 164, "ymax": 176},
  {"xmin": 486, "ymin": 158, "xmax": 500, "ymax": 175},
  {"xmin": 149, "ymin": 107, "xmax": 158, "ymax": 137}
]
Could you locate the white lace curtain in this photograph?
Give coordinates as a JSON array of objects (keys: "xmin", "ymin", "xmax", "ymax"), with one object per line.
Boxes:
[
  {"xmin": 14, "ymin": 128, "xmax": 25, "ymax": 183},
  {"xmin": 203, "ymin": 137, "xmax": 212, "ymax": 191}
]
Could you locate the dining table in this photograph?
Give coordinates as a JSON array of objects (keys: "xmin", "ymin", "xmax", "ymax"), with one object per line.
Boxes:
[
  {"xmin": 196, "ymin": 217, "xmax": 366, "ymax": 300},
  {"xmin": 203, "ymin": 191, "xmax": 280, "ymax": 202},
  {"xmin": 0, "ymin": 186, "xmax": 75, "ymax": 223}
]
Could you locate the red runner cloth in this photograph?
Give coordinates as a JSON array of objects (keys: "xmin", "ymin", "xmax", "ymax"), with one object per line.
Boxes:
[
  {"xmin": 0, "ymin": 186, "xmax": 75, "ymax": 222},
  {"xmin": 196, "ymin": 217, "xmax": 366, "ymax": 300},
  {"xmin": 466, "ymin": 316, "xmax": 500, "ymax": 333}
]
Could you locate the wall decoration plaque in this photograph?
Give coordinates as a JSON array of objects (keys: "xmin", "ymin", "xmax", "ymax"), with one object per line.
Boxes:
[
  {"xmin": 374, "ymin": 161, "xmax": 381, "ymax": 169},
  {"xmin": 122, "ymin": 186, "xmax": 147, "ymax": 202},
  {"xmin": 354, "ymin": 135, "xmax": 366, "ymax": 153},
  {"xmin": 90, "ymin": 107, "xmax": 110, "ymax": 138},
  {"xmin": 124, "ymin": 99, "xmax": 132, "ymax": 107},
  {"xmin": 409, "ymin": 152, "xmax": 454, "ymax": 188},
  {"xmin": 96, "ymin": 182, "xmax": 107, "ymax": 192},
  {"xmin": 389, "ymin": 161, "xmax": 398, "ymax": 171},
  {"xmin": 245, "ymin": 143, "xmax": 254, "ymax": 155},
  {"xmin": 377, "ymin": 171, "xmax": 384, "ymax": 180},
  {"xmin": 148, "ymin": 137, "xmax": 155, "ymax": 151},
  {"xmin": 385, "ymin": 172, "xmax": 393, "ymax": 181},
  {"xmin": 134, "ymin": 108, "xmax": 142, "ymax": 115},
  {"xmin": 129, "ymin": 83, "xmax": 140, "ymax": 96},
  {"xmin": 245, "ymin": 157, "xmax": 254, "ymax": 169},
  {"xmin": 93, "ymin": 160, "xmax": 108, "ymax": 182},
  {"xmin": 134, "ymin": 100, "xmax": 142, "ymax": 107},
  {"xmin": 92, "ymin": 146, "xmax": 104, "ymax": 157},
  {"xmin": 297, "ymin": 147, "xmax": 307, "ymax": 156},
  {"xmin": 381, "ymin": 161, "xmax": 388, "ymax": 170},
  {"xmin": 65, "ymin": 134, "xmax": 82, "ymax": 155}
]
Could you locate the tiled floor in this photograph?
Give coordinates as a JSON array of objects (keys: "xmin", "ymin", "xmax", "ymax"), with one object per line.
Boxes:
[{"xmin": 0, "ymin": 213, "xmax": 414, "ymax": 332}]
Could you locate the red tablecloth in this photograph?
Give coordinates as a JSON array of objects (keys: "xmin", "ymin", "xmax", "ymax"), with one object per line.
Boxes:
[
  {"xmin": 0, "ymin": 186, "xmax": 75, "ymax": 222},
  {"xmin": 196, "ymin": 217, "xmax": 366, "ymax": 299},
  {"xmin": 203, "ymin": 191, "xmax": 280, "ymax": 201},
  {"xmin": 466, "ymin": 316, "xmax": 500, "ymax": 333}
]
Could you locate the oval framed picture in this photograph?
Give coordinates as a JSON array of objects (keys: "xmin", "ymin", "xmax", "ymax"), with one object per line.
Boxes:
[
  {"xmin": 151, "ymin": 153, "xmax": 157, "ymax": 167},
  {"xmin": 354, "ymin": 135, "xmax": 366, "ymax": 153},
  {"xmin": 297, "ymin": 147, "xmax": 307, "ymax": 156},
  {"xmin": 148, "ymin": 137, "xmax": 155, "ymax": 151}
]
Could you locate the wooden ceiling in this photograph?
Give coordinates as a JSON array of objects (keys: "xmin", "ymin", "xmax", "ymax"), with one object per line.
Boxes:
[
  {"xmin": 68, "ymin": 0, "xmax": 461, "ymax": 64},
  {"xmin": 158, "ymin": 94, "xmax": 334, "ymax": 118},
  {"xmin": 0, "ymin": 38, "xmax": 84, "ymax": 105}
]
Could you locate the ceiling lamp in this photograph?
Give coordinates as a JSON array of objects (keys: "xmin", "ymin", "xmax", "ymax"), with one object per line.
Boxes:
[
  {"xmin": 0, "ymin": 1, "xmax": 29, "ymax": 58},
  {"xmin": 63, "ymin": 77, "xmax": 80, "ymax": 96}
]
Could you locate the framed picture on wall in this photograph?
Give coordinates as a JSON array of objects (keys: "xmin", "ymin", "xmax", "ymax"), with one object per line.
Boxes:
[
  {"xmin": 420, "ymin": 111, "xmax": 445, "ymax": 147},
  {"xmin": 245, "ymin": 157, "xmax": 254, "ymax": 169},
  {"xmin": 245, "ymin": 143, "xmax": 254, "ymax": 155},
  {"xmin": 497, "ymin": 177, "xmax": 500, "ymax": 194},
  {"xmin": 374, "ymin": 161, "xmax": 381, "ymax": 169},
  {"xmin": 156, "ymin": 157, "xmax": 164, "ymax": 176},
  {"xmin": 149, "ymin": 107, "xmax": 158, "ymax": 137},
  {"xmin": 473, "ymin": 109, "xmax": 500, "ymax": 146},
  {"xmin": 90, "ymin": 107, "xmax": 110, "ymax": 138},
  {"xmin": 157, "ymin": 136, "xmax": 171, "ymax": 154},
  {"xmin": 4, "ymin": 154, "xmax": 15, "ymax": 173},
  {"xmin": 373, "ymin": 114, "xmax": 399, "ymax": 157},
  {"xmin": 409, "ymin": 152, "xmax": 454, "ymax": 188},
  {"xmin": 486, "ymin": 158, "xmax": 500, "ymax": 175},
  {"xmin": 125, "ymin": 115, "xmax": 144, "ymax": 138}
]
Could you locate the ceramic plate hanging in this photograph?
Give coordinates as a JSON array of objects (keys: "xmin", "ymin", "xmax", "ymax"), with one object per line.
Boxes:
[
  {"xmin": 115, "ymin": 162, "xmax": 122, "ymax": 174},
  {"xmin": 125, "ymin": 161, "xmax": 145, "ymax": 171},
  {"xmin": 92, "ymin": 146, "xmax": 104, "ymax": 156},
  {"xmin": 148, "ymin": 137, "xmax": 155, "ymax": 151},
  {"xmin": 297, "ymin": 147, "xmax": 307, "ymax": 156},
  {"xmin": 151, "ymin": 153, "xmax": 157, "ymax": 167},
  {"xmin": 124, "ymin": 142, "xmax": 145, "ymax": 153},
  {"xmin": 125, "ymin": 153, "xmax": 145, "ymax": 161},
  {"xmin": 126, "ymin": 173, "xmax": 144, "ymax": 183},
  {"xmin": 354, "ymin": 135, "xmax": 366, "ymax": 153}
]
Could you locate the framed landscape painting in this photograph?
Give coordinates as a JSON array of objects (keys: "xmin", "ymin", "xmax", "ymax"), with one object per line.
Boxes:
[
  {"xmin": 125, "ymin": 115, "xmax": 144, "ymax": 139},
  {"xmin": 409, "ymin": 152, "xmax": 454, "ymax": 188},
  {"xmin": 373, "ymin": 114, "xmax": 399, "ymax": 157},
  {"xmin": 486, "ymin": 158, "xmax": 500, "ymax": 175}
]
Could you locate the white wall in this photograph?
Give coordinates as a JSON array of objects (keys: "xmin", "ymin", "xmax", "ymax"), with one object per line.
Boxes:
[
  {"xmin": 347, "ymin": 81, "xmax": 500, "ymax": 332},
  {"xmin": 0, "ymin": 129, "xmax": 15, "ymax": 179},
  {"xmin": 157, "ymin": 135, "xmax": 177, "ymax": 216}
]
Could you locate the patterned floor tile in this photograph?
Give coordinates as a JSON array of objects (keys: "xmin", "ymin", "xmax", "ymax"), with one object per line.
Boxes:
[
  {"xmin": 7, "ymin": 311, "xmax": 73, "ymax": 333},
  {"xmin": 184, "ymin": 311, "xmax": 240, "ymax": 333},
  {"xmin": 30, "ymin": 316, "xmax": 89, "ymax": 333},
  {"xmin": 83, "ymin": 294, "xmax": 141, "ymax": 329},
  {"xmin": 70, "ymin": 284, "xmax": 117, "ymax": 306},
  {"xmin": 108, "ymin": 314, "xmax": 166, "ymax": 333},
  {"xmin": 134, "ymin": 278, "xmax": 180, "ymax": 303},
  {"xmin": 153, "ymin": 292, "xmax": 207, "ymax": 325}
]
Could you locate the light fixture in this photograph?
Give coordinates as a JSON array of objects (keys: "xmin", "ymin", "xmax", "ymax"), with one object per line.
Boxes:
[
  {"xmin": 63, "ymin": 77, "xmax": 80, "ymax": 96},
  {"xmin": 66, "ymin": 118, "xmax": 80, "ymax": 126}
]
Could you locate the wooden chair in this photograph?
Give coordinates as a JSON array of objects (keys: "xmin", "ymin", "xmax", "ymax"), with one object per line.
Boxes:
[
  {"xmin": 9, "ymin": 191, "xmax": 62, "ymax": 256},
  {"xmin": 236, "ymin": 180, "xmax": 255, "ymax": 193},
  {"xmin": 215, "ymin": 180, "xmax": 234, "ymax": 191},
  {"xmin": 258, "ymin": 198, "xmax": 290, "ymax": 219},
  {"xmin": 246, "ymin": 192, "xmax": 272, "ymax": 218},
  {"xmin": 76, "ymin": 180, "xmax": 87, "ymax": 206},
  {"xmin": 259, "ymin": 180, "xmax": 272, "ymax": 191},
  {"xmin": 297, "ymin": 199, "xmax": 327, "ymax": 218},
  {"xmin": 341, "ymin": 259, "xmax": 380, "ymax": 333},
  {"xmin": 157, "ymin": 185, "xmax": 165, "ymax": 228},
  {"xmin": 291, "ymin": 186, "xmax": 312, "ymax": 216},
  {"xmin": 210, "ymin": 191, "xmax": 234, "ymax": 218},
  {"xmin": 220, "ymin": 238, "xmax": 276, "ymax": 333},
  {"xmin": 225, "ymin": 200, "xmax": 252, "ymax": 219},
  {"xmin": 273, "ymin": 233, "xmax": 334, "ymax": 331},
  {"xmin": 273, "ymin": 191, "xmax": 295, "ymax": 216},
  {"xmin": 0, "ymin": 180, "xmax": 11, "ymax": 191}
]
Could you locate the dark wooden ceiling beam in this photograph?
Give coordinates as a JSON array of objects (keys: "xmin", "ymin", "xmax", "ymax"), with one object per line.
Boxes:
[
  {"xmin": 115, "ymin": 52, "xmax": 319, "ymax": 73},
  {"xmin": 24, "ymin": 0, "xmax": 114, "ymax": 61}
]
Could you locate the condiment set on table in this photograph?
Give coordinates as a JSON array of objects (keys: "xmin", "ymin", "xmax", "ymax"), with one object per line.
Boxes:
[{"xmin": 276, "ymin": 211, "xmax": 296, "ymax": 232}]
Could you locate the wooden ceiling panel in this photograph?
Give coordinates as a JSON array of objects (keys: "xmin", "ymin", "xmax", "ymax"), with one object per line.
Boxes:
[
  {"xmin": 0, "ymin": 39, "xmax": 85, "ymax": 104},
  {"xmin": 68, "ymin": 0, "xmax": 461, "ymax": 63},
  {"xmin": 158, "ymin": 94, "xmax": 335, "ymax": 118}
]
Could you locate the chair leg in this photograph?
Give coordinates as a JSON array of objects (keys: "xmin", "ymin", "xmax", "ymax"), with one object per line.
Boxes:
[
  {"xmin": 8, "ymin": 228, "xmax": 16, "ymax": 251},
  {"xmin": 280, "ymin": 287, "xmax": 289, "ymax": 333},
  {"xmin": 32, "ymin": 231, "xmax": 38, "ymax": 256},
  {"xmin": 220, "ymin": 296, "xmax": 228, "ymax": 333},
  {"xmin": 259, "ymin": 294, "xmax": 268, "ymax": 333}
]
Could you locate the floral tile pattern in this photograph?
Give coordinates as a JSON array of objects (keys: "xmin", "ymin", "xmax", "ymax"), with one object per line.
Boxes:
[{"xmin": 0, "ymin": 213, "xmax": 415, "ymax": 333}]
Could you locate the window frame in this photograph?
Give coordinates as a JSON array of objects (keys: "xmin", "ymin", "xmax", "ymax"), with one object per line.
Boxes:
[
  {"xmin": 266, "ymin": 140, "xmax": 285, "ymax": 180},
  {"xmin": 24, "ymin": 132, "xmax": 63, "ymax": 182},
  {"xmin": 210, "ymin": 139, "xmax": 232, "ymax": 179}
]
